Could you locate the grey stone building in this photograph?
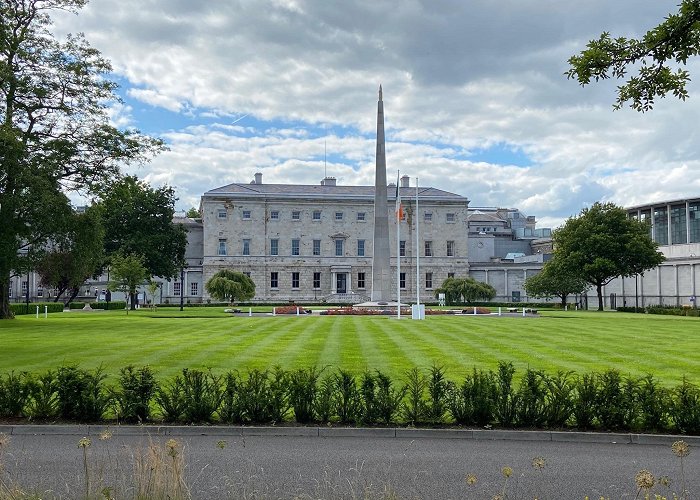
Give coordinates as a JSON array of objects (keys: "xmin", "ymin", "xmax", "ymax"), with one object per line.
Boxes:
[{"xmin": 199, "ymin": 173, "xmax": 470, "ymax": 303}]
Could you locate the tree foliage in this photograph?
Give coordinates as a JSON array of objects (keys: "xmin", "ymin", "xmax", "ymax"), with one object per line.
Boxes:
[
  {"xmin": 108, "ymin": 253, "xmax": 148, "ymax": 312},
  {"xmin": 185, "ymin": 207, "xmax": 201, "ymax": 218},
  {"xmin": 99, "ymin": 176, "xmax": 186, "ymax": 279},
  {"xmin": 205, "ymin": 270, "xmax": 256, "ymax": 304},
  {"xmin": 434, "ymin": 277, "xmax": 496, "ymax": 305},
  {"xmin": 0, "ymin": 0, "xmax": 162, "ymax": 319},
  {"xmin": 553, "ymin": 202, "xmax": 665, "ymax": 311},
  {"xmin": 524, "ymin": 258, "xmax": 588, "ymax": 308},
  {"xmin": 567, "ymin": 1, "xmax": 700, "ymax": 111},
  {"xmin": 35, "ymin": 206, "xmax": 105, "ymax": 305}
]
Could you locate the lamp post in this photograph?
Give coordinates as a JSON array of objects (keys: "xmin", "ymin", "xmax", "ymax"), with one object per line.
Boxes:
[
  {"xmin": 179, "ymin": 266, "xmax": 185, "ymax": 311},
  {"xmin": 25, "ymin": 271, "xmax": 30, "ymax": 314}
]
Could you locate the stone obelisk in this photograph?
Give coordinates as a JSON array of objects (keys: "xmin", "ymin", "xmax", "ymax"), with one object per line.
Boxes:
[{"xmin": 371, "ymin": 85, "xmax": 391, "ymax": 302}]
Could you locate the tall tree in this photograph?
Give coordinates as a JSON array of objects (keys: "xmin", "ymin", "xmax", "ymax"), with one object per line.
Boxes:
[
  {"xmin": 553, "ymin": 202, "xmax": 665, "ymax": 311},
  {"xmin": 524, "ymin": 258, "xmax": 589, "ymax": 309},
  {"xmin": 99, "ymin": 176, "xmax": 186, "ymax": 280},
  {"xmin": 35, "ymin": 205, "xmax": 105, "ymax": 305},
  {"xmin": 567, "ymin": 1, "xmax": 700, "ymax": 111},
  {"xmin": 0, "ymin": 0, "xmax": 162, "ymax": 319},
  {"xmin": 108, "ymin": 253, "xmax": 148, "ymax": 312}
]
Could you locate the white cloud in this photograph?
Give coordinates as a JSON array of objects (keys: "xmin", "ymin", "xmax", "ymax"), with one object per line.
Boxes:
[{"xmin": 50, "ymin": 1, "xmax": 700, "ymax": 228}]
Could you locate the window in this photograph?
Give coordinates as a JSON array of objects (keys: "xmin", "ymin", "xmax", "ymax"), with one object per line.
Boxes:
[
  {"xmin": 335, "ymin": 239, "xmax": 344, "ymax": 256},
  {"xmin": 244, "ymin": 271, "xmax": 251, "ymax": 277},
  {"xmin": 37, "ymin": 286, "xmax": 43, "ymax": 298},
  {"xmin": 173, "ymin": 282, "xmax": 181, "ymax": 296},
  {"xmin": 399, "ymin": 240, "xmax": 406, "ymax": 257},
  {"xmin": 292, "ymin": 272, "xmax": 300, "ymax": 289},
  {"xmin": 242, "ymin": 210, "xmax": 251, "ymax": 220},
  {"xmin": 270, "ymin": 210, "xmax": 279, "ymax": 220},
  {"xmin": 671, "ymin": 204, "xmax": 687, "ymax": 244},
  {"xmin": 218, "ymin": 238, "xmax": 227, "ymax": 256},
  {"xmin": 242, "ymin": 239, "xmax": 250, "ymax": 256},
  {"xmin": 292, "ymin": 210, "xmax": 301, "ymax": 220},
  {"xmin": 270, "ymin": 272, "xmax": 279, "ymax": 288},
  {"xmin": 313, "ymin": 239, "xmax": 321, "ymax": 256},
  {"xmin": 313, "ymin": 272, "xmax": 321, "ymax": 289},
  {"xmin": 190, "ymin": 282, "xmax": 199, "ymax": 296},
  {"xmin": 8, "ymin": 281, "xmax": 12, "ymax": 298},
  {"xmin": 313, "ymin": 210, "xmax": 321, "ymax": 220},
  {"xmin": 400, "ymin": 272, "xmax": 406, "ymax": 289},
  {"xmin": 446, "ymin": 240, "xmax": 455, "ymax": 257},
  {"xmin": 357, "ymin": 272, "xmax": 366, "ymax": 289},
  {"xmin": 335, "ymin": 211, "xmax": 344, "ymax": 221},
  {"xmin": 690, "ymin": 202, "xmax": 700, "ymax": 243},
  {"xmin": 357, "ymin": 212, "xmax": 366, "ymax": 221},
  {"xmin": 424, "ymin": 240, "xmax": 433, "ymax": 257},
  {"xmin": 424, "ymin": 212, "xmax": 433, "ymax": 222},
  {"xmin": 217, "ymin": 209, "xmax": 227, "ymax": 219},
  {"xmin": 357, "ymin": 239, "xmax": 365, "ymax": 257},
  {"xmin": 291, "ymin": 239, "xmax": 300, "ymax": 256},
  {"xmin": 21, "ymin": 281, "xmax": 27, "ymax": 294},
  {"xmin": 270, "ymin": 238, "xmax": 279, "ymax": 256},
  {"xmin": 653, "ymin": 206, "xmax": 668, "ymax": 245},
  {"xmin": 446, "ymin": 213, "xmax": 455, "ymax": 223},
  {"xmin": 426, "ymin": 272, "xmax": 433, "ymax": 289},
  {"xmin": 448, "ymin": 272, "xmax": 455, "ymax": 279}
]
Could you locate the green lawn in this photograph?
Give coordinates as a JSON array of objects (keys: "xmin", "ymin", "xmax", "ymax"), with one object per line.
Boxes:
[{"xmin": 1, "ymin": 308, "xmax": 699, "ymax": 384}]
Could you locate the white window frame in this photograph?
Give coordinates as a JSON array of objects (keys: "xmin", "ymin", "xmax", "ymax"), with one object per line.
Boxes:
[
  {"xmin": 190, "ymin": 282, "xmax": 199, "ymax": 296},
  {"xmin": 218, "ymin": 239, "xmax": 227, "ymax": 256},
  {"xmin": 357, "ymin": 239, "xmax": 365, "ymax": 257},
  {"xmin": 424, "ymin": 240, "xmax": 433, "ymax": 257},
  {"xmin": 292, "ymin": 210, "xmax": 301, "ymax": 221},
  {"xmin": 242, "ymin": 239, "xmax": 251, "ymax": 256},
  {"xmin": 357, "ymin": 212, "xmax": 366, "ymax": 221},
  {"xmin": 291, "ymin": 239, "xmax": 300, "ymax": 256},
  {"xmin": 446, "ymin": 213, "xmax": 455, "ymax": 223},
  {"xmin": 335, "ymin": 239, "xmax": 344, "ymax": 256},
  {"xmin": 270, "ymin": 210, "xmax": 279, "ymax": 220},
  {"xmin": 270, "ymin": 238, "xmax": 279, "ymax": 256},
  {"xmin": 242, "ymin": 210, "xmax": 251, "ymax": 220},
  {"xmin": 313, "ymin": 239, "xmax": 321, "ymax": 256},
  {"xmin": 335, "ymin": 211, "xmax": 344, "ymax": 221},
  {"xmin": 312, "ymin": 210, "xmax": 321, "ymax": 221},
  {"xmin": 291, "ymin": 272, "xmax": 300, "ymax": 289},
  {"xmin": 446, "ymin": 240, "xmax": 455, "ymax": 257},
  {"xmin": 424, "ymin": 212, "xmax": 433, "ymax": 222}
]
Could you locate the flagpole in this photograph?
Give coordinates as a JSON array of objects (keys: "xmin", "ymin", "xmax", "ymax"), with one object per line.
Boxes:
[
  {"xmin": 396, "ymin": 170, "xmax": 401, "ymax": 319},
  {"xmin": 415, "ymin": 177, "xmax": 420, "ymax": 307}
]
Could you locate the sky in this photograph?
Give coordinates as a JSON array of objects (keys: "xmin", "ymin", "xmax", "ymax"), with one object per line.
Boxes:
[{"xmin": 52, "ymin": 1, "xmax": 700, "ymax": 229}]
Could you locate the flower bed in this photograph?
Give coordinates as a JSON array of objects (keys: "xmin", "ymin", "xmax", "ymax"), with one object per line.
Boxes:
[{"xmin": 274, "ymin": 305, "xmax": 312, "ymax": 314}]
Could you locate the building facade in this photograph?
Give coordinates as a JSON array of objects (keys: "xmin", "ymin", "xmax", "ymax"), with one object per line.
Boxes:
[{"xmin": 200, "ymin": 173, "xmax": 470, "ymax": 303}]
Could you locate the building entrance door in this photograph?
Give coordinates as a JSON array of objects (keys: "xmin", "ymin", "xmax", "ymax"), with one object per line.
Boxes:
[{"xmin": 336, "ymin": 273, "xmax": 347, "ymax": 294}]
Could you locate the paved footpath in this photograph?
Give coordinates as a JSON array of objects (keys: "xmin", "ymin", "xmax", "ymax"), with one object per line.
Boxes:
[{"xmin": 1, "ymin": 425, "xmax": 699, "ymax": 499}]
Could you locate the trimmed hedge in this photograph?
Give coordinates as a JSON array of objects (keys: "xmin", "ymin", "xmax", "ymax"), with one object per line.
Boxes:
[
  {"xmin": 617, "ymin": 305, "xmax": 699, "ymax": 317},
  {"xmin": 2, "ymin": 363, "xmax": 700, "ymax": 434},
  {"xmin": 67, "ymin": 301, "xmax": 127, "ymax": 310},
  {"xmin": 10, "ymin": 302, "xmax": 65, "ymax": 316}
]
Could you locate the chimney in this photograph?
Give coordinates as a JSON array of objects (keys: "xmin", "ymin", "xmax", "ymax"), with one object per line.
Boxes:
[
  {"xmin": 321, "ymin": 176, "xmax": 336, "ymax": 186},
  {"xmin": 401, "ymin": 175, "xmax": 410, "ymax": 188},
  {"xmin": 254, "ymin": 172, "xmax": 263, "ymax": 184}
]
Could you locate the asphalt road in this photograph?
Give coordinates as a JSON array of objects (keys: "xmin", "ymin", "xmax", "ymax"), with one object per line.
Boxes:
[{"xmin": 1, "ymin": 427, "xmax": 698, "ymax": 499}]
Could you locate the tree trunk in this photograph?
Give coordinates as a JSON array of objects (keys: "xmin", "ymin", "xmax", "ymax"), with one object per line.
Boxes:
[
  {"xmin": 130, "ymin": 291, "xmax": 136, "ymax": 310},
  {"xmin": 560, "ymin": 294, "xmax": 568, "ymax": 309},
  {"xmin": 64, "ymin": 287, "xmax": 80, "ymax": 307},
  {"xmin": 596, "ymin": 283, "xmax": 604, "ymax": 311},
  {"xmin": 0, "ymin": 275, "xmax": 13, "ymax": 319}
]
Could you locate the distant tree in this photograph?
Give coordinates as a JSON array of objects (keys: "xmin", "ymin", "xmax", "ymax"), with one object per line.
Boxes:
[
  {"xmin": 434, "ymin": 277, "xmax": 496, "ymax": 305},
  {"xmin": 185, "ymin": 207, "xmax": 201, "ymax": 218},
  {"xmin": 35, "ymin": 207, "xmax": 105, "ymax": 305},
  {"xmin": 524, "ymin": 258, "xmax": 589, "ymax": 309},
  {"xmin": 99, "ymin": 176, "xmax": 187, "ymax": 280},
  {"xmin": 146, "ymin": 280, "xmax": 160, "ymax": 309},
  {"xmin": 553, "ymin": 202, "xmax": 665, "ymax": 311},
  {"xmin": 0, "ymin": 0, "xmax": 162, "ymax": 319},
  {"xmin": 567, "ymin": 0, "xmax": 700, "ymax": 111},
  {"xmin": 205, "ymin": 270, "xmax": 256, "ymax": 304},
  {"xmin": 109, "ymin": 254, "xmax": 148, "ymax": 312}
]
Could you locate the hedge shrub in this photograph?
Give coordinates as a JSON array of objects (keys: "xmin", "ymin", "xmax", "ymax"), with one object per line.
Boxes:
[{"xmin": 3, "ymin": 364, "xmax": 700, "ymax": 434}]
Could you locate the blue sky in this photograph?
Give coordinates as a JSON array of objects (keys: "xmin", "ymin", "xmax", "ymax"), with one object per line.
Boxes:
[{"xmin": 54, "ymin": 1, "xmax": 700, "ymax": 228}]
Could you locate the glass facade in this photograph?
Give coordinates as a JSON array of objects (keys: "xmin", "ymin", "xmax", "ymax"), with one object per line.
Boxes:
[
  {"xmin": 640, "ymin": 209, "xmax": 652, "ymax": 238},
  {"xmin": 653, "ymin": 206, "xmax": 668, "ymax": 245},
  {"xmin": 670, "ymin": 204, "xmax": 687, "ymax": 244},
  {"xmin": 690, "ymin": 202, "xmax": 700, "ymax": 243}
]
